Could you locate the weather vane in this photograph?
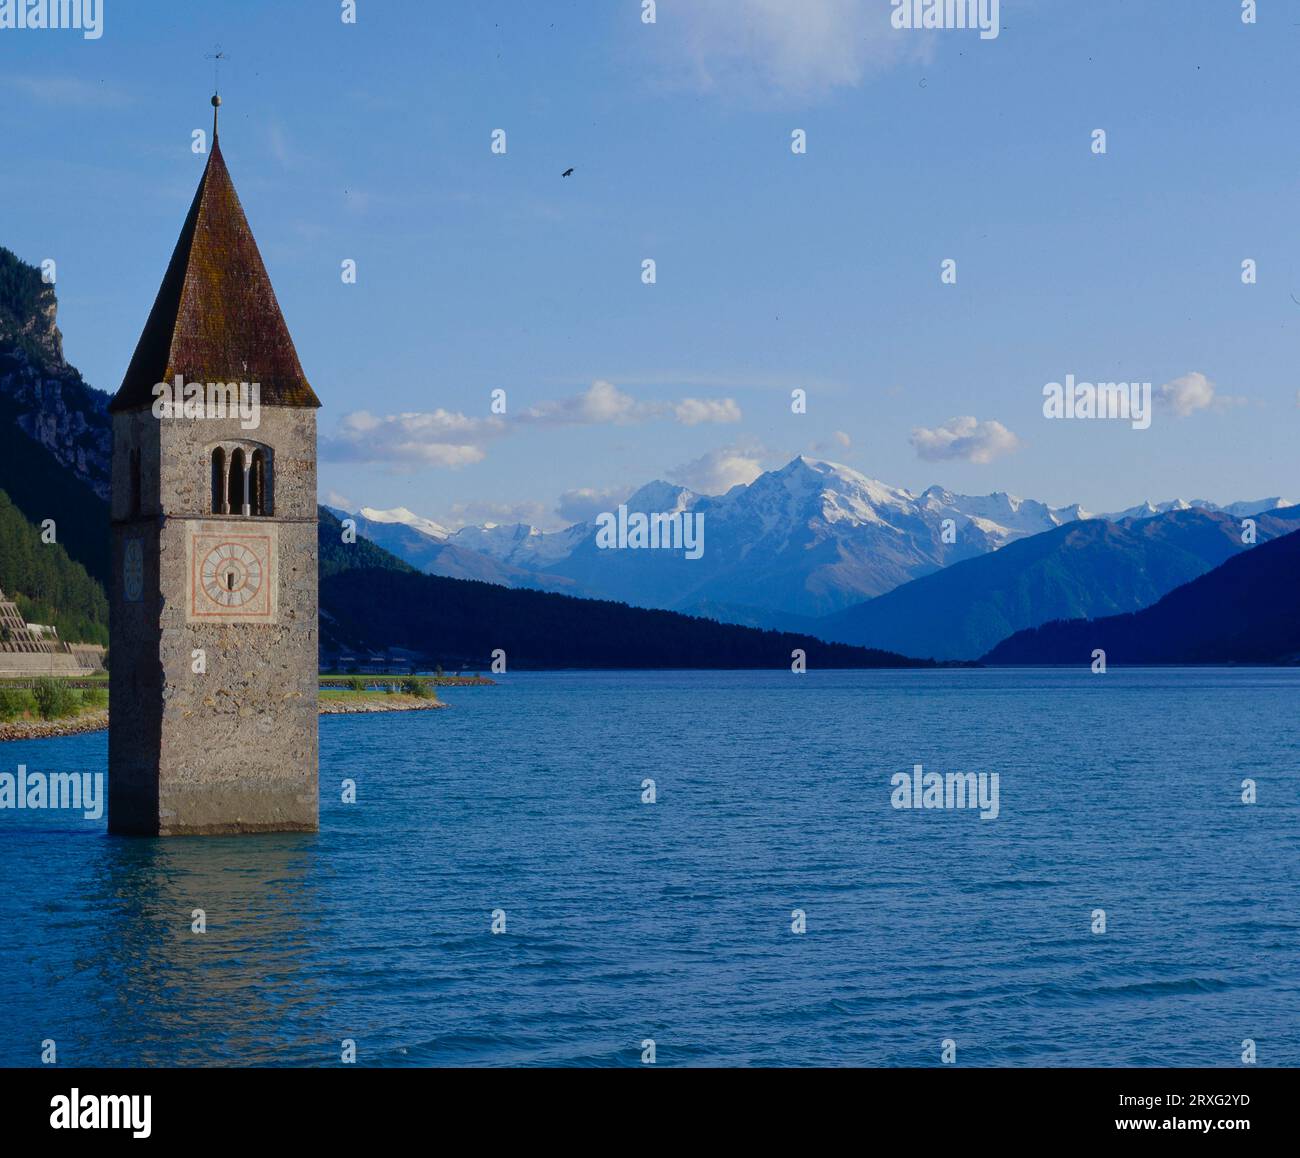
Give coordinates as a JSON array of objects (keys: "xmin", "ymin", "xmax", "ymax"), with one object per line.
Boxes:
[{"xmin": 205, "ymin": 45, "xmax": 229, "ymax": 136}]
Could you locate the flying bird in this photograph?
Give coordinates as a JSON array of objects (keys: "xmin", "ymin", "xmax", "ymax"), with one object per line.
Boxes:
[{"xmin": 562, "ymin": 167, "xmax": 575, "ymax": 177}]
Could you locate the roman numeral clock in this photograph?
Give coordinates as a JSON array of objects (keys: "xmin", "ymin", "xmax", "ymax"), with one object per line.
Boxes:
[{"xmin": 188, "ymin": 527, "xmax": 276, "ymax": 621}]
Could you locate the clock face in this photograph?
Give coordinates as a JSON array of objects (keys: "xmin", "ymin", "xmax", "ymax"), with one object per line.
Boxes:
[
  {"xmin": 189, "ymin": 525, "xmax": 276, "ymax": 621},
  {"xmin": 200, "ymin": 542, "xmax": 263, "ymax": 608},
  {"xmin": 123, "ymin": 538, "xmax": 143, "ymax": 602}
]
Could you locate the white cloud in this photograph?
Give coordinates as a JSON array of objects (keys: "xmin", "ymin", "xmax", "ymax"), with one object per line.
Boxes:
[
  {"xmin": 673, "ymin": 397, "xmax": 743, "ymax": 426},
  {"xmin": 325, "ymin": 382, "xmax": 740, "ymax": 469},
  {"xmin": 520, "ymin": 380, "xmax": 742, "ymax": 427},
  {"xmin": 668, "ymin": 442, "xmax": 767, "ymax": 494},
  {"xmin": 322, "ymin": 489, "xmax": 354, "ymax": 512},
  {"xmin": 556, "ymin": 486, "xmax": 634, "ymax": 523},
  {"xmin": 322, "ymin": 409, "xmax": 506, "ymax": 469},
  {"xmin": 910, "ymin": 416, "xmax": 1022, "ymax": 464},
  {"xmin": 1158, "ymin": 372, "xmax": 1214, "ymax": 417},
  {"xmin": 810, "ymin": 430, "xmax": 852, "ymax": 454},
  {"xmin": 520, "ymin": 379, "xmax": 645, "ymax": 426},
  {"xmin": 1158, "ymin": 372, "xmax": 1244, "ymax": 416},
  {"xmin": 666, "ymin": 0, "xmax": 920, "ymax": 100}
]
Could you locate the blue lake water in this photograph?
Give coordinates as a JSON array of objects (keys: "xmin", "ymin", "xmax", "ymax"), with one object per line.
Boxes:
[{"xmin": 1, "ymin": 668, "xmax": 1297, "ymax": 1067}]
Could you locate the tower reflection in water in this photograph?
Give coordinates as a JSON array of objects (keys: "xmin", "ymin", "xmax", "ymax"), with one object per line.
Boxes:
[{"xmin": 74, "ymin": 834, "xmax": 339, "ymax": 1066}]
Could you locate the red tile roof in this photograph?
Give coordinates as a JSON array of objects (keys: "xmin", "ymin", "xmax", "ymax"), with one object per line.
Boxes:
[{"xmin": 110, "ymin": 138, "xmax": 321, "ymax": 412}]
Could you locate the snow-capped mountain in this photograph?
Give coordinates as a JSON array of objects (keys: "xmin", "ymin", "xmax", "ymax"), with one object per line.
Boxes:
[
  {"xmin": 343, "ymin": 458, "xmax": 1085, "ymax": 619},
  {"xmin": 357, "ymin": 506, "xmax": 452, "ymax": 540},
  {"xmin": 538, "ymin": 457, "xmax": 1088, "ymax": 618},
  {"xmin": 449, "ymin": 520, "xmax": 589, "ymax": 568},
  {"xmin": 917, "ymin": 486, "xmax": 1090, "ymax": 543},
  {"xmin": 335, "ymin": 506, "xmax": 582, "ymax": 594},
  {"xmin": 342, "ymin": 456, "xmax": 1294, "ymax": 624},
  {"xmin": 1105, "ymin": 497, "xmax": 1296, "ymax": 521}
]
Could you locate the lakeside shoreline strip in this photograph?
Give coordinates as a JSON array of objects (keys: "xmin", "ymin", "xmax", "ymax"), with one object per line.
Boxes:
[{"xmin": 0, "ymin": 697, "xmax": 447, "ymax": 743}]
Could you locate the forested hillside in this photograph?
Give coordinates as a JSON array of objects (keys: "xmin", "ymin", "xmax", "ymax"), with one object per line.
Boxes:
[
  {"xmin": 0, "ymin": 489, "xmax": 108, "ymax": 645},
  {"xmin": 983, "ymin": 528, "xmax": 1300, "ymax": 666}
]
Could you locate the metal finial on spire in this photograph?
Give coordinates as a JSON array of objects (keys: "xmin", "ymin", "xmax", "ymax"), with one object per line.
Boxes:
[{"xmin": 205, "ymin": 46, "xmax": 228, "ymax": 138}]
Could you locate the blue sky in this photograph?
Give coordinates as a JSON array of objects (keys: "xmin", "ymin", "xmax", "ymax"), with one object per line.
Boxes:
[{"xmin": 2, "ymin": 0, "xmax": 1297, "ymax": 527}]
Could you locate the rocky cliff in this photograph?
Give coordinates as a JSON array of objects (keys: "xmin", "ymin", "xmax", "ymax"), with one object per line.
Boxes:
[
  {"xmin": 0, "ymin": 246, "xmax": 112, "ymax": 502},
  {"xmin": 0, "ymin": 246, "xmax": 113, "ymax": 582}
]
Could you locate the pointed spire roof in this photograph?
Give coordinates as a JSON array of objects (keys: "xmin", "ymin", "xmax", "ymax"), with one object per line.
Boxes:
[{"xmin": 110, "ymin": 135, "xmax": 321, "ymax": 412}]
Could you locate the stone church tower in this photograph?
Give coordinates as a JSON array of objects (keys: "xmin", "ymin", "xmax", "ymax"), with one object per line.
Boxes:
[{"xmin": 108, "ymin": 103, "xmax": 321, "ymax": 835}]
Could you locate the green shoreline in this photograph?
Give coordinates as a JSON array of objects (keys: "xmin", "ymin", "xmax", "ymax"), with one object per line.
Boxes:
[{"xmin": 0, "ymin": 690, "xmax": 455, "ymax": 743}]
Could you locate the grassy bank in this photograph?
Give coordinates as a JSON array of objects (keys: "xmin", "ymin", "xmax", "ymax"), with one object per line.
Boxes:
[
  {"xmin": 0, "ymin": 673, "xmax": 108, "ymax": 690},
  {"xmin": 0, "ymin": 677, "xmax": 106, "ymax": 724},
  {"xmin": 0, "ymin": 678, "xmax": 452, "ymax": 741}
]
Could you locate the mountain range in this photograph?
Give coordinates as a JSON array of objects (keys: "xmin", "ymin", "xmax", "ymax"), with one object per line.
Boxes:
[
  {"xmin": 337, "ymin": 507, "xmax": 583, "ymax": 594},
  {"xmin": 2, "ymin": 242, "xmax": 1295, "ymax": 667},
  {"xmin": 340, "ymin": 458, "xmax": 1094, "ymax": 618},
  {"xmin": 317, "ymin": 510, "xmax": 932, "ymax": 670},
  {"xmin": 0, "ymin": 248, "xmax": 939, "ymax": 669},
  {"xmin": 341, "ymin": 457, "xmax": 1294, "ymax": 641},
  {"xmin": 983, "ymin": 525, "xmax": 1300, "ymax": 665},
  {"xmin": 818, "ymin": 506, "xmax": 1300, "ymax": 660}
]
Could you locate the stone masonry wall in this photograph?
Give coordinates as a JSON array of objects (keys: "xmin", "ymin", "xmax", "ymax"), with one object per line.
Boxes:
[{"xmin": 109, "ymin": 405, "xmax": 318, "ymax": 835}]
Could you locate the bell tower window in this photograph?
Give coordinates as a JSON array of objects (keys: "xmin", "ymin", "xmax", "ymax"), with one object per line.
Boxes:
[
  {"xmin": 210, "ymin": 447, "xmax": 226, "ymax": 514},
  {"xmin": 250, "ymin": 449, "xmax": 266, "ymax": 516},
  {"xmin": 208, "ymin": 442, "xmax": 273, "ymax": 517},
  {"xmin": 129, "ymin": 447, "xmax": 142, "ymax": 515},
  {"xmin": 227, "ymin": 448, "xmax": 246, "ymax": 515}
]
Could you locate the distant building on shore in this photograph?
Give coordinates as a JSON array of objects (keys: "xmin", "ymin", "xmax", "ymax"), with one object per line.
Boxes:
[{"xmin": 0, "ymin": 586, "xmax": 104, "ymax": 676}]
